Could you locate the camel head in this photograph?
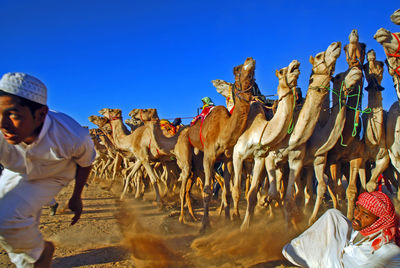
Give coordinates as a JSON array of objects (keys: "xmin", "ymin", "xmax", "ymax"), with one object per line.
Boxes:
[
  {"xmin": 275, "ymin": 60, "xmax": 300, "ymax": 93},
  {"xmin": 233, "ymin": 57, "xmax": 256, "ymax": 102},
  {"xmin": 233, "ymin": 64, "xmax": 243, "ymax": 82},
  {"xmin": 286, "ymin": 60, "xmax": 301, "ymax": 88},
  {"xmin": 309, "ymin": 42, "xmax": 341, "ymax": 77},
  {"xmin": 374, "ymin": 28, "xmax": 395, "ymax": 47},
  {"xmin": 98, "ymin": 108, "xmax": 122, "ymax": 120},
  {"xmin": 128, "ymin": 108, "xmax": 159, "ymax": 122},
  {"xmin": 88, "ymin": 115, "xmax": 109, "ymax": 128},
  {"xmin": 374, "ymin": 28, "xmax": 400, "ymax": 102},
  {"xmin": 366, "ymin": 49, "xmax": 376, "ymax": 63},
  {"xmin": 212, "ymin": 79, "xmax": 231, "ymax": 97},
  {"xmin": 349, "ymin": 29, "xmax": 359, "ymax": 44},
  {"xmin": 391, "ymin": 9, "xmax": 400, "ymax": 25},
  {"xmin": 125, "ymin": 118, "xmax": 142, "ymax": 130},
  {"xmin": 343, "ymin": 67, "xmax": 362, "ymax": 96},
  {"xmin": 331, "ymin": 67, "xmax": 362, "ymax": 98}
]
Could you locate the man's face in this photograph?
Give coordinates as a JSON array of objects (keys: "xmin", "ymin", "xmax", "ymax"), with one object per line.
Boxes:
[
  {"xmin": 352, "ymin": 204, "xmax": 379, "ymax": 231},
  {"xmin": 0, "ymin": 95, "xmax": 47, "ymax": 145}
]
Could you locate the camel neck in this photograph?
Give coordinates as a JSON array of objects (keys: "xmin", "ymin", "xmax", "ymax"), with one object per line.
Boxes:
[
  {"xmin": 110, "ymin": 119, "xmax": 132, "ymax": 151},
  {"xmin": 260, "ymin": 85, "xmax": 295, "ymax": 146},
  {"xmin": 288, "ymin": 73, "xmax": 330, "ymax": 148}
]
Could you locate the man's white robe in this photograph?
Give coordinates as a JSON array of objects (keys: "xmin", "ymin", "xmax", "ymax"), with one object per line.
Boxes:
[{"xmin": 282, "ymin": 209, "xmax": 400, "ymax": 267}]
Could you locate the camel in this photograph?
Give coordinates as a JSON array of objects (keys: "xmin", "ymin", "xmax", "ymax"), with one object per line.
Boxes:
[
  {"xmin": 187, "ymin": 57, "xmax": 255, "ymax": 232},
  {"xmin": 375, "ymin": 28, "xmax": 400, "ymax": 200},
  {"xmin": 374, "ymin": 28, "xmax": 400, "ymax": 101},
  {"xmin": 214, "ymin": 79, "xmax": 235, "ymax": 112},
  {"xmin": 303, "ymin": 67, "xmax": 363, "ymax": 224},
  {"xmin": 254, "ymin": 42, "xmax": 342, "ymax": 230},
  {"xmin": 284, "ymin": 42, "xmax": 342, "ymax": 223},
  {"xmin": 88, "ymin": 128, "xmax": 110, "ymax": 180},
  {"xmin": 344, "ymin": 73, "xmax": 390, "ymax": 218},
  {"xmin": 98, "ymin": 108, "xmax": 164, "ymax": 205},
  {"xmin": 392, "ymin": 8, "xmax": 400, "ymax": 25},
  {"xmin": 231, "ymin": 59, "xmax": 300, "ymax": 222},
  {"xmin": 129, "ymin": 108, "xmax": 159, "ymax": 122},
  {"xmin": 149, "ymin": 121, "xmax": 197, "ymax": 223},
  {"xmin": 344, "ymin": 29, "xmax": 366, "ymax": 70},
  {"xmin": 363, "ymin": 49, "xmax": 384, "ymax": 91}
]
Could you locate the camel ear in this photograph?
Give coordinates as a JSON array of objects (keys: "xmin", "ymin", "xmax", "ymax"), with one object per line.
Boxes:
[
  {"xmin": 275, "ymin": 69, "xmax": 279, "ymax": 77},
  {"xmin": 309, "ymin": 56, "xmax": 314, "ymax": 65}
]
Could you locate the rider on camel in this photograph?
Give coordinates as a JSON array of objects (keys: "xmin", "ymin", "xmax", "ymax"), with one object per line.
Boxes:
[{"xmin": 191, "ymin": 97, "xmax": 215, "ymax": 126}]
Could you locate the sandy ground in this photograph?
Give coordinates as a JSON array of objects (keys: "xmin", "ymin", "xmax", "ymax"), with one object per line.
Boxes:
[{"xmin": 0, "ymin": 179, "xmax": 299, "ymax": 267}]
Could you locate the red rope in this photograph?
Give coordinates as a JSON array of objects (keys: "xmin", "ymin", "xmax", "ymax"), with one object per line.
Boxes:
[
  {"xmin": 386, "ymin": 33, "xmax": 400, "ymax": 77},
  {"xmin": 148, "ymin": 137, "xmax": 161, "ymax": 157},
  {"xmin": 387, "ymin": 33, "xmax": 400, "ymax": 58},
  {"xmin": 110, "ymin": 116, "xmax": 122, "ymax": 121},
  {"xmin": 199, "ymin": 117, "xmax": 205, "ymax": 148}
]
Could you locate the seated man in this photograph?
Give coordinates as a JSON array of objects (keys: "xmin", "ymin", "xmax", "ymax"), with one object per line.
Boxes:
[
  {"xmin": 283, "ymin": 191, "xmax": 400, "ymax": 267},
  {"xmin": 190, "ymin": 97, "xmax": 215, "ymax": 126}
]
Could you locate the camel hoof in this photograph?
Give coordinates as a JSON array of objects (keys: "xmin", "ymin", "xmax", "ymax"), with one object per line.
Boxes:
[
  {"xmin": 190, "ymin": 215, "xmax": 199, "ymax": 222},
  {"xmin": 240, "ymin": 221, "xmax": 250, "ymax": 232},
  {"xmin": 231, "ymin": 213, "xmax": 241, "ymax": 222},
  {"xmin": 179, "ymin": 216, "xmax": 187, "ymax": 224},
  {"xmin": 199, "ymin": 220, "xmax": 211, "ymax": 234}
]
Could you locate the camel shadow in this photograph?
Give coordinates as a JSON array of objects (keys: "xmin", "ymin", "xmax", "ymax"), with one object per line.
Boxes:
[{"xmin": 52, "ymin": 246, "xmax": 130, "ymax": 267}]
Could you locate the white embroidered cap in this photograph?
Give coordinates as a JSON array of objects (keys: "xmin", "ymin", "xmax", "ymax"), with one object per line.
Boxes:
[{"xmin": 0, "ymin": 72, "xmax": 47, "ymax": 105}]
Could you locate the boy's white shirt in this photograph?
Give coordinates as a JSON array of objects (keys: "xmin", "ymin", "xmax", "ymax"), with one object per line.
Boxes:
[{"xmin": 0, "ymin": 110, "xmax": 95, "ymax": 184}]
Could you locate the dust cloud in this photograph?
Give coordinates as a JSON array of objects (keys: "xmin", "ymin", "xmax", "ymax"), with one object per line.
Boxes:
[
  {"xmin": 116, "ymin": 203, "xmax": 187, "ymax": 268},
  {"xmin": 117, "ymin": 200, "xmax": 300, "ymax": 268}
]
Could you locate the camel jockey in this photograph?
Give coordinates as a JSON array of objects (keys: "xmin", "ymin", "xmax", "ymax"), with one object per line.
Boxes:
[
  {"xmin": 283, "ymin": 191, "xmax": 400, "ymax": 267},
  {"xmin": 190, "ymin": 97, "xmax": 215, "ymax": 126},
  {"xmin": 160, "ymin": 119, "xmax": 177, "ymax": 136},
  {"xmin": 159, "ymin": 117, "xmax": 183, "ymax": 136},
  {"xmin": 0, "ymin": 72, "xmax": 96, "ymax": 268}
]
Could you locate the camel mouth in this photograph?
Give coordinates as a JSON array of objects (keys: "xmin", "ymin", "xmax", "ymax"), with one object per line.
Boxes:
[
  {"xmin": 243, "ymin": 58, "xmax": 255, "ymax": 71},
  {"xmin": 374, "ymin": 28, "xmax": 391, "ymax": 43},
  {"xmin": 391, "ymin": 9, "xmax": 400, "ymax": 25},
  {"xmin": 288, "ymin": 60, "xmax": 300, "ymax": 73},
  {"xmin": 326, "ymin": 42, "xmax": 341, "ymax": 58},
  {"xmin": 344, "ymin": 68, "xmax": 362, "ymax": 89},
  {"xmin": 211, "ymin": 79, "xmax": 223, "ymax": 87}
]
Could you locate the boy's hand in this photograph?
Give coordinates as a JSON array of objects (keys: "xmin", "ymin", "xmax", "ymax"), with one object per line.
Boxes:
[{"xmin": 68, "ymin": 196, "xmax": 82, "ymax": 225}]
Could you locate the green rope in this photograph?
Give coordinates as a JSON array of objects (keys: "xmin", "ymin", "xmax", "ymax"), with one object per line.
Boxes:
[
  {"xmin": 338, "ymin": 81, "xmax": 347, "ymax": 146},
  {"xmin": 287, "ymin": 87, "xmax": 296, "ymax": 134}
]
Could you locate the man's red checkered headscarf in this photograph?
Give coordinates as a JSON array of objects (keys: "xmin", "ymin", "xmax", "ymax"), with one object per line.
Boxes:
[{"xmin": 356, "ymin": 191, "xmax": 400, "ymax": 250}]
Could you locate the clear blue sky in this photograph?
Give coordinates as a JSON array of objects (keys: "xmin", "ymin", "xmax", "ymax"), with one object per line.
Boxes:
[{"xmin": 1, "ymin": 0, "xmax": 399, "ymax": 127}]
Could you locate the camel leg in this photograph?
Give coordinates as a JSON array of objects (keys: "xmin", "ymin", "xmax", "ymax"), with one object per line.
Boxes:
[
  {"xmin": 285, "ymin": 152, "xmax": 304, "ymax": 228},
  {"xmin": 200, "ymin": 153, "xmax": 216, "ymax": 233},
  {"xmin": 303, "ymin": 167, "xmax": 314, "ymax": 212},
  {"xmin": 232, "ymin": 152, "xmax": 244, "ymax": 220},
  {"xmin": 366, "ymin": 151, "xmax": 390, "ymax": 192},
  {"xmin": 265, "ymin": 155, "xmax": 279, "ymax": 201},
  {"xmin": 346, "ymin": 158, "xmax": 362, "ymax": 219},
  {"xmin": 388, "ymin": 151, "xmax": 400, "ymax": 201},
  {"xmin": 220, "ymin": 159, "xmax": 232, "ymax": 221},
  {"xmin": 186, "ymin": 177, "xmax": 199, "ymax": 221},
  {"xmin": 309, "ymin": 156, "xmax": 327, "ymax": 225},
  {"xmin": 241, "ymin": 157, "xmax": 264, "ymax": 231},
  {"xmin": 141, "ymin": 161, "xmax": 162, "ymax": 205},
  {"xmin": 112, "ymin": 153, "xmax": 123, "ymax": 181},
  {"xmin": 178, "ymin": 164, "xmax": 192, "ymax": 223},
  {"xmin": 120, "ymin": 160, "xmax": 142, "ymax": 200},
  {"xmin": 134, "ymin": 169, "xmax": 144, "ymax": 199}
]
